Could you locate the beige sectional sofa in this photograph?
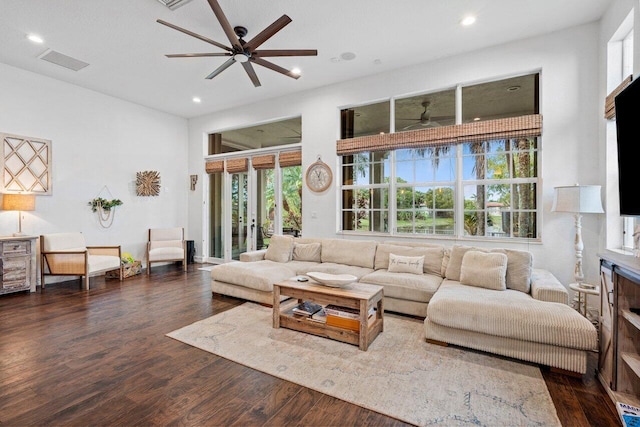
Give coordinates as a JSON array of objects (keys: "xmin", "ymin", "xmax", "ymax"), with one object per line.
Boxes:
[{"xmin": 210, "ymin": 235, "xmax": 598, "ymax": 374}]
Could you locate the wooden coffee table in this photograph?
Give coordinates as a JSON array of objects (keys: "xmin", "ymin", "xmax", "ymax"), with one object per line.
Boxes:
[{"xmin": 273, "ymin": 279, "xmax": 384, "ymax": 351}]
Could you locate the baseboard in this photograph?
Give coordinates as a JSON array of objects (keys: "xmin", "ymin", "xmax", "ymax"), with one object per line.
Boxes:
[{"xmin": 425, "ymin": 339, "xmax": 448, "ymax": 347}]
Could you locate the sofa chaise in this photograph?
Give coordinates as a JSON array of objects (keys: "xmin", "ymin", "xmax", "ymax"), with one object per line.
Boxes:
[{"xmin": 210, "ymin": 235, "xmax": 597, "ymax": 374}]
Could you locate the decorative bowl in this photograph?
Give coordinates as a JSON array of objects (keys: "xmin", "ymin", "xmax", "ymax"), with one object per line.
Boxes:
[{"xmin": 306, "ymin": 272, "xmax": 357, "ymax": 287}]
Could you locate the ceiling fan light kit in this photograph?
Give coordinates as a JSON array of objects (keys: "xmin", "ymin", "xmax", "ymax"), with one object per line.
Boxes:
[{"xmin": 158, "ymin": 0, "xmax": 317, "ymax": 87}]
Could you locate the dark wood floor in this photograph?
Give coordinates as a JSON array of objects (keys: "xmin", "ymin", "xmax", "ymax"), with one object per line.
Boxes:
[{"xmin": 0, "ymin": 265, "xmax": 620, "ymax": 426}]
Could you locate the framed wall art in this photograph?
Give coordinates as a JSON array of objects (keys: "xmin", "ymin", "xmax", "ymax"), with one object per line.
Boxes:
[{"xmin": 1, "ymin": 133, "xmax": 52, "ymax": 195}]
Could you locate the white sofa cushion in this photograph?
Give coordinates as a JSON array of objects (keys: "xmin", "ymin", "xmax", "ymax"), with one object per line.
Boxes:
[
  {"xmin": 210, "ymin": 260, "xmax": 296, "ymax": 292},
  {"xmin": 285, "ymin": 260, "xmax": 322, "ymax": 276},
  {"xmin": 149, "ymin": 247, "xmax": 184, "ymax": 262},
  {"xmin": 321, "ymin": 239, "xmax": 377, "ymax": 269},
  {"xmin": 361, "ymin": 269, "xmax": 442, "ymax": 302},
  {"xmin": 88, "ymin": 255, "xmax": 121, "ymax": 273},
  {"xmin": 265, "ymin": 235, "xmax": 294, "ymax": 263},
  {"xmin": 374, "ymin": 243, "xmax": 444, "ymax": 276},
  {"xmin": 292, "ymin": 242, "xmax": 321, "ymax": 262},
  {"xmin": 388, "ymin": 253, "xmax": 424, "ymax": 275},
  {"xmin": 445, "ymin": 245, "xmax": 489, "ymax": 281},
  {"xmin": 459, "ymin": 251, "xmax": 508, "ymax": 291},
  {"xmin": 427, "ymin": 281, "xmax": 598, "ymax": 350}
]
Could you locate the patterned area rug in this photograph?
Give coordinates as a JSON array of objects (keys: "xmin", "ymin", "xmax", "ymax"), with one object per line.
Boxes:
[{"xmin": 167, "ymin": 303, "xmax": 560, "ymax": 426}]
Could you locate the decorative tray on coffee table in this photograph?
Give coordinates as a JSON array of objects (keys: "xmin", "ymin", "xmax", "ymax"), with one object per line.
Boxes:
[{"xmin": 306, "ymin": 272, "xmax": 357, "ymax": 288}]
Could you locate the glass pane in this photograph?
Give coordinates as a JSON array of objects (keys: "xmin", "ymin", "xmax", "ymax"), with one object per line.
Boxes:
[
  {"xmin": 341, "ymin": 101, "xmax": 390, "ymax": 138},
  {"xmin": 396, "ymin": 187, "xmax": 413, "ymax": 209},
  {"xmin": 209, "ymin": 172, "xmax": 224, "ymax": 258},
  {"xmin": 433, "ymin": 186, "xmax": 455, "ymax": 209},
  {"xmin": 256, "ymin": 169, "xmax": 275, "ymax": 249},
  {"xmin": 434, "ymin": 156, "xmax": 456, "ymax": 182},
  {"xmin": 462, "ymin": 73, "xmax": 539, "ymax": 123},
  {"xmin": 396, "ymin": 161, "xmax": 413, "ymax": 183},
  {"xmin": 513, "ymin": 211, "xmax": 537, "ymax": 238},
  {"xmin": 463, "ymin": 184, "xmax": 485, "ymax": 210},
  {"xmin": 370, "ymin": 210, "xmax": 388, "ymax": 232},
  {"xmin": 231, "ymin": 172, "xmax": 248, "ymax": 260},
  {"xmin": 435, "ymin": 211, "xmax": 455, "ymax": 235},
  {"xmin": 396, "ymin": 210, "xmax": 414, "ymax": 233},
  {"xmin": 371, "ymin": 188, "xmax": 388, "ymax": 209},
  {"xmin": 512, "ymin": 140, "xmax": 537, "ymax": 178},
  {"xmin": 395, "ymin": 89, "xmax": 456, "ymax": 132},
  {"xmin": 414, "ymin": 209, "xmax": 433, "ymax": 234},
  {"xmin": 415, "ymin": 157, "xmax": 434, "ymax": 182},
  {"xmin": 513, "ymin": 183, "xmax": 537, "ymax": 210},
  {"xmin": 464, "ymin": 211, "xmax": 486, "ymax": 236},
  {"xmin": 342, "ymin": 210, "xmax": 356, "ymax": 231},
  {"xmin": 281, "ymin": 166, "xmax": 302, "ymax": 236},
  {"xmin": 487, "ymin": 154, "xmax": 509, "ymax": 179}
]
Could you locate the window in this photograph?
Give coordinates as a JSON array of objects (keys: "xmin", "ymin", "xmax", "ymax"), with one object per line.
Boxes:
[{"xmin": 339, "ymin": 73, "xmax": 540, "ymax": 240}]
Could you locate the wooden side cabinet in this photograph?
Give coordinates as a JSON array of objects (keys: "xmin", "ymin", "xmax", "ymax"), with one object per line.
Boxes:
[
  {"xmin": 599, "ymin": 252, "xmax": 640, "ymax": 407},
  {"xmin": 0, "ymin": 236, "xmax": 37, "ymax": 295}
]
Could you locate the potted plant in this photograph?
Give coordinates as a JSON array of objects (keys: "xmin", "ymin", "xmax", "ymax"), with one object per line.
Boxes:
[{"xmin": 88, "ymin": 197, "xmax": 122, "ymax": 228}]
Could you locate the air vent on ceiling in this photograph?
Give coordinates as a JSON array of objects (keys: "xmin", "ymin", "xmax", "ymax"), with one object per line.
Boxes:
[
  {"xmin": 38, "ymin": 49, "xmax": 89, "ymax": 72},
  {"xmin": 156, "ymin": 0, "xmax": 194, "ymax": 10}
]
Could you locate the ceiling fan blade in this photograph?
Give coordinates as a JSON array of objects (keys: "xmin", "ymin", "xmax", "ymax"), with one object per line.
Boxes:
[
  {"xmin": 244, "ymin": 15, "xmax": 292, "ymax": 51},
  {"xmin": 241, "ymin": 62, "xmax": 261, "ymax": 87},
  {"xmin": 206, "ymin": 0, "xmax": 243, "ymax": 51},
  {"xmin": 206, "ymin": 57, "xmax": 236, "ymax": 80},
  {"xmin": 253, "ymin": 49, "xmax": 318, "ymax": 57},
  {"xmin": 251, "ymin": 57, "xmax": 299, "ymax": 79},
  {"xmin": 166, "ymin": 53, "xmax": 232, "ymax": 58},
  {"xmin": 157, "ymin": 19, "xmax": 231, "ymax": 52}
]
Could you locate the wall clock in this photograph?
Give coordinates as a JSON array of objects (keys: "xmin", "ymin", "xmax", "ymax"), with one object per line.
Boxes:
[{"xmin": 305, "ymin": 158, "xmax": 332, "ymax": 193}]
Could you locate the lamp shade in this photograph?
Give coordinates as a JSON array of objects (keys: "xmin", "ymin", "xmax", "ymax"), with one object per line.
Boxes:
[
  {"xmin": 551, "ymin": 185, "xmax": 604, "ymax": 214},
  {"xmin": 2, "ymin": 193, "xmax": 36, "ymax": 211}
]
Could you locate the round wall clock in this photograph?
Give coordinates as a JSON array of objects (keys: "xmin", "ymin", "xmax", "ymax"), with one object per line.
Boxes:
[{"xmin": 305, "ymin": 158, "xmax": 333, "ymax": 193}]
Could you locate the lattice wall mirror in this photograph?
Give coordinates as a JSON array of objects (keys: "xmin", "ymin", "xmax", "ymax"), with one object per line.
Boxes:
[{"xmin": 1, "ymin": 133, "xmax": 52, "ymax": 195}]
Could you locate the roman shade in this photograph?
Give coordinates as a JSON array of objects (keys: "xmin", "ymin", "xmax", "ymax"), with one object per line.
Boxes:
[
  {"xmin": 226, "ymin": 158, "xmax": 248, "ymax": 173},
  {"xmin": 252, "ymin": 154, "xmax": 276, "ymax": 169},
  {"xmin": 604, "ymin": 75, "xmax": 633, "ymax": 120},
  {"xmin": 336, "ymin": 114, "xmax": 542, "ymax": 155},
  {"xmin": 279, "ymin": 150, "xmax": 302, "ymax": 167},
  {"xmin": 205, "ymin": 159, "xmax": 224, "ymax": 174}
]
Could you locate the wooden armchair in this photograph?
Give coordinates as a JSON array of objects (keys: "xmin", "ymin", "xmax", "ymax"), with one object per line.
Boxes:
[
  {"xmin": 146, "ymin": 227, "xmax": 187, "ymax": 275},
  {"xmin": 40, "ymin": 232, "xmax": 122, "ymax": 290}
]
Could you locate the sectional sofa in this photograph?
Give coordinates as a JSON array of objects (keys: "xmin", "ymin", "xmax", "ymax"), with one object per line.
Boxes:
[{"xmin": 210, "ymin": 235, "xmax": 598, "ymax": 374}]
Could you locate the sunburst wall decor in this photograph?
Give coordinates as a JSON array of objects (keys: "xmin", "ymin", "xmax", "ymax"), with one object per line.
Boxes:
[{"xmin": 136, "ymin": 170, "xmax": 161, "ymax": 196}]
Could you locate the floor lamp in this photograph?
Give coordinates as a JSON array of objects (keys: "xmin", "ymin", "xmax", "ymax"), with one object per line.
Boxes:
[
  {"xmin": 551, "ymin": 184, "xmax": 604, "ymax": 289},
  {"xmin": 2, "ymin": 193, "xmax": 36, "ymax": 236}
]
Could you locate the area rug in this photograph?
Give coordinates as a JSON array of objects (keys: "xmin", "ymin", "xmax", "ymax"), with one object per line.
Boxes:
[{"xmin": 167, "ymin": 303, "xmax": 561, "ymax": 426}]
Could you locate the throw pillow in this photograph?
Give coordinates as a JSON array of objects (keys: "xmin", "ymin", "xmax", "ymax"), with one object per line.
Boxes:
[
  {"xmin": 374, "ymin": 244, "xmax": 444, "ymax": 276},
  {"xmin": 265, "ymin": 234, "xmax": 294, "ymax": 263},
  {"xmin": 388, "ymin": 253, "xmax": 425, "ymax": 275},
  {"xmin": 445, "ymin": 245, "xmax": 488, "ymax": 281},
  {"xmin": 459, "ymin": 251, "xmax": 508, "ymax": 291},
  {"xmin": 292, "ymin": 242, "xmax": 321, "ymax": 262},
  {"xmin": 491, "ymin": 248, "xmax": 533, "ymax": 293}
]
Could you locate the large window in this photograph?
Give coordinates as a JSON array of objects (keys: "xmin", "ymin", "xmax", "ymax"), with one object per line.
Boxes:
[{"xmin": 339, "ymin": 73, "xmax": 540, "ymax": 240}]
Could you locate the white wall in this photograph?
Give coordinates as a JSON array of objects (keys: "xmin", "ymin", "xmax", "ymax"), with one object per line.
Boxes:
[
  {"xmin": 188, "ymin": 22, "xmax": 603, "ymax": 287},
  {"xmin": 0, "ymin": 63, "xmax": 189, "ymax": 275}
]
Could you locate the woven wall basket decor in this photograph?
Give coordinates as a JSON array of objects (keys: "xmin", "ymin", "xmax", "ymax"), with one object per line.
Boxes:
[{"xmin": 136, "ymin": 170, "xmax": 161, "ymax": 196}]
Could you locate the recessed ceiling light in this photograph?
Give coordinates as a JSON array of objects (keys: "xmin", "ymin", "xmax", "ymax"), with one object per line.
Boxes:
[
  {"xmin": 291, "ymin": 67, "xmax": 301, "ymax": 75},
  {"xmin": 461, "ymin": 16, "xmax": 476, "ymax": 26},
  {"xmin": 27, "ymin": 34, "xmax": 44, "ymax": 44},
  {"xmin": 507, "ymin": 86, "xmax": 521, "ymax": 92},
  {"xmin": 473, "ymin": 117, "xmax": 481, "ymax": 121},
  {"xmin": 192, "ymin": 97, "xmax": 201, "ymax": 103},
  {"xmin": 373, "ymin": 59, "xmax": 382, "ymax": 66},
  {"xmin": 340, "ymin": 52, "xmax": 356, "ymax": 61}
]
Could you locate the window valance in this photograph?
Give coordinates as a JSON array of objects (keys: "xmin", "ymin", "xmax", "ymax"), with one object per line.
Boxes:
[
  {"xmin": 336, "ymin": 114, "xmax": 542, "ymax": 155},
  {"xmin": 605, "ymin": 75, "xmax": 632, "ymax": 120},
  {"xmin": 252, "ymin": 154, "xmax": 276, "ymax": 169},
  {"xmin": 205, "ymin": 159, "xmax": 224, "ymax": 174},
  {"xmin": 226, "ymin": 158, "xmax": 248, "ymax": 173}
]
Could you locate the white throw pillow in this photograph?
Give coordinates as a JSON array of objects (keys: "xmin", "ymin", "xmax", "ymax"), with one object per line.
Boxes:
[
  {"xmin": 459, "ymin": 251, "xmax": 508, "ymax": 291},
  {"xmin": 265, "ymin": 235, "xmax": 294, "ymax": 263},
  {"xmin": 292, "ymin": 242, "xmax": 321, "ymax": 262},
  {"xmin": 388, "ymin": 253, "xmax": 424, "ymax": 275}
]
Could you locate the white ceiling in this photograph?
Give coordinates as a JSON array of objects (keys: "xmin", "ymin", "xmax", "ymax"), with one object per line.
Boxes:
[{"xmin": 0, "ymin": 0, "xmax": 611, "ymax": 119}]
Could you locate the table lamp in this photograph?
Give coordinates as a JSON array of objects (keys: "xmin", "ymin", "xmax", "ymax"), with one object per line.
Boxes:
[
  {"xmin": 551, "ymin": 184, "xmax": 604, "ymax": 289},
  {"xmin": 2, "ymin": 193, "xmax": 36, "ymax": 236}
]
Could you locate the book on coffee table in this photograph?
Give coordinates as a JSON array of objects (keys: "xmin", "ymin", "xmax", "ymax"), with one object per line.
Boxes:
[{"xmin": 292, "ymin": 301, "xmax": 323, "ymax": 317}]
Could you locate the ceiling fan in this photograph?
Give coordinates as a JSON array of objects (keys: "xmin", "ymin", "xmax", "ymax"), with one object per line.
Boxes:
[
  {"xmin": 157, "ymin": 0, "xmax": 317, "ymax": 87},
  {"xmin": 397, "ymin": 101, "xmax": 449, "ymax": 130}
]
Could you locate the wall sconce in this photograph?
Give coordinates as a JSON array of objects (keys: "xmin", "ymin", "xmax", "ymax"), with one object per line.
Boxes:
[{"xmin": 190, "ymin": 174, "xmax": 198, "ymax": 191}]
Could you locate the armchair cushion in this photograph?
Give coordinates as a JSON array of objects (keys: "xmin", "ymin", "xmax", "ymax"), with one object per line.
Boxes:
[{"xmin": 149, "ymin": 247, "xmax": 184, "ymax": 262}]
